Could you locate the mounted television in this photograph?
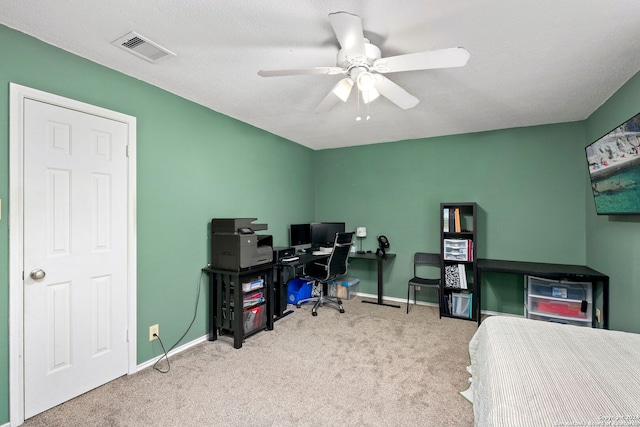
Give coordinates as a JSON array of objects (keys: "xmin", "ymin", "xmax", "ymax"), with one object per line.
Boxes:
[{"xmin": 585, "ymin": 111, "xmax": 640, "ymax": 215}]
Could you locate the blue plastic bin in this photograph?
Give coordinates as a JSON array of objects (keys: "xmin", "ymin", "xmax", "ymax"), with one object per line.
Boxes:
[{"xmin": 287, "ymin": 278, "xmax": 313, "ymax": 304}]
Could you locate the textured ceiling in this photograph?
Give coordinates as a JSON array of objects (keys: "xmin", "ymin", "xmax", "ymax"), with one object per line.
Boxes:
[{"xmin": 1, "ymin": 0, "xmax": 639, "ymax": 150}]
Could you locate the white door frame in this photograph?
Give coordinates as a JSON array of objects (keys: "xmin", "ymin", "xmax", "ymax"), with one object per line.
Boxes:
[{"xmin": 8, "ymin": 83, "xmax": 138, "ymax": 426}]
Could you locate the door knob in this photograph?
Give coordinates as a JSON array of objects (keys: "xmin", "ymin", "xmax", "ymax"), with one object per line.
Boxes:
[{"xmin": 29, "ymin": 269, "xmax": 46, "ymax": 280}]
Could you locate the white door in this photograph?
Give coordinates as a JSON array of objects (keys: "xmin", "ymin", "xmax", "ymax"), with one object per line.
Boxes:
[{"xmin": 23, "ymin": 99, "xmax": 129, "ymax": 418}]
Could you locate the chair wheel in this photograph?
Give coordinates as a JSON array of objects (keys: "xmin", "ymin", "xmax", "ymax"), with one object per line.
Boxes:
[
  {"xmin": 339, "ymin": 309, "xmax": 345, "ymax": 314},
  {"xmin": 312, "ymin": 311, "xmax": 318, "ymax": 316},
  {"xmin": 296, "ymin": 304, "xmax": 301, "ymax": 308}
]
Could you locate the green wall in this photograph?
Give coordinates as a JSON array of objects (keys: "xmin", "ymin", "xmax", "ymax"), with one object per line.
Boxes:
[
  {"xmin": 314, "ymin": 122, "xmax": 587, "ymax": 314},
  {"xmin": 584, "ymin": 71, "xmax": 640, "ymax": 333},
  {"xmin": 0, "ymin": 25, "xmax": 315, "ymax": 424}
]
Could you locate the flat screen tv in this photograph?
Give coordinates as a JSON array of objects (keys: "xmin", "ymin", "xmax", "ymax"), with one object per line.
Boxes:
[{"xmin": 585, "ymin": 111, "xmax": 640, "ymax": 215}]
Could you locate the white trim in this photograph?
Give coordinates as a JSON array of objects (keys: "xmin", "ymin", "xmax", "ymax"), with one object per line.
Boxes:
[
  {"xmin": 480, "ymin": 310, "xmax": 524, "ymax": 318},
  {"xmin": 136, "ymin": 335, "xmax": 209, "ymax": 372},
  {"xmin": 9, "ymin": 83, "xmax": 137, "ymax": 426},
  {"xmin": 357, "ymin": 292, "xmax": 525, "ymax": 318},
  {"xmin": 358, "ymin": 292, "xmax": 440, "ymax": 307}
]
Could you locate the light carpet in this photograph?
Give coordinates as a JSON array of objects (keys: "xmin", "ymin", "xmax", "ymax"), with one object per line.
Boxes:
[{"xmin": 23, "ymin": 297, "xmax": 477, "ymax": 427}]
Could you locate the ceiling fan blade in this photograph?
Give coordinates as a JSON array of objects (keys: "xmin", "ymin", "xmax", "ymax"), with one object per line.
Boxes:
[
  {"xmin": 374, "ymin": 75, "xmax": 419, "ymax": 109},
  {"xmin": 373, "ymin": 47, "xmax": 470, "ymax": 73},
  {"xmin": 258, "ymin": 67, "xmax": 345, "ymax": 77},
  {"xmin": 328, "ymin": 11, "xmax": 366, "ymax": 57},
  {"xmin": 315, "ymin": 92, "xmax": 341, "ymax": 113}
]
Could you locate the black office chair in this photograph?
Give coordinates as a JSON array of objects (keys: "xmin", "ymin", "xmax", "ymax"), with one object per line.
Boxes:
[
  {"xmin": 296, "ymin": 232, "xmax": 354, "ymax": 316},
  {"xmin": 407, "ymin": 252, "xmax": 441, "ymax": 315}
]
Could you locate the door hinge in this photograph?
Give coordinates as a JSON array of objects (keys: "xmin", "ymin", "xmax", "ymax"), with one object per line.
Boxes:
[
  {"xmin": 126, "ymin": 328, "xmax": 130, "ymax": 342},
  {"xmin": 126, "ymin": 145, "xmax": 130, "ymax": 157}
]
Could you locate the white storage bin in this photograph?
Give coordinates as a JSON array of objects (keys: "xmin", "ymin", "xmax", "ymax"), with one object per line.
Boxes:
[{"xmin": 443, "ymin": 239, "xmax": 472, "ymax": 261}]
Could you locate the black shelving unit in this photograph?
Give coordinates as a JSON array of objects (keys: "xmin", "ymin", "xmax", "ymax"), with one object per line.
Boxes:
[
  {"xmin": 205, "ymin": 264, "xmax": 274, "ymax": 349},
  {"xmin": 440, "ymin": 202, "xmax": 479, "ymax": 325}
]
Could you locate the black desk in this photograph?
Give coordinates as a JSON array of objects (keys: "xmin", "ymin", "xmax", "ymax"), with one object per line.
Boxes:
[
  {"xmin": 274, "ymin": 253, "xmax": 329, "ymax": 318},
  {"xmin": 349, "ymin": 253, "xmax": 398, "ymax": 308},
  {"xmin": 275, "ymin": 252, "xmax": 398, "ymax": 309},
  {"xmin": 477, "ymin": 259, "xmax": 610, "ymax": 329}
]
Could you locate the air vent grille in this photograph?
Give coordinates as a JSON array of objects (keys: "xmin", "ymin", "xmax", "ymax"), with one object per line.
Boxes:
[
  {"xmin": 122, "ymin": 36, "xmax": 145, "ymax": 50},
  {"xmin": 112, "ymin": 31, "xmax": 176, "ymax": 63}
]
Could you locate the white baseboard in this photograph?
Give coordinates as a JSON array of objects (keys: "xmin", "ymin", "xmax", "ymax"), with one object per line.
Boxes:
[
  {"xmin": 356, "ymin": 292, "xmax": 524, "ymax": 318},
  {"xmin": 136, "ymin": 334, "xmax": 209, "ymax": 372},
  {"xmin": 2, "ymin": 421, "xmax": 10, "ymax": 427},
  {"xmin": 357, "ymin": 292, "xmax": 440, "ymax": 307}
]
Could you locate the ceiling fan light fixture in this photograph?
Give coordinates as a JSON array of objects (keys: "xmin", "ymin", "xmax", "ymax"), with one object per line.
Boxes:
[
  {"xmin": 332, "ymin": 78, "xmax": 354, "ymax": 102},
  {"xmin": 362, "ymin": 88, "xmax": 380, "ymax": 104},
  {"xmin": 356, "ymin": 71, "xmax": 376, "ymax": 91}
]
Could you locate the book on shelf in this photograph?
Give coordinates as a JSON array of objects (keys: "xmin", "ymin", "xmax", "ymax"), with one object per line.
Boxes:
[
  {"xmin": 458, "ymin": 264, "xmax": 468, "ymax": 289},
  {"xmin": 443, "ymin": 208, "xmax": 449, "ymax": 232},
  {"xmin": 449, "ymin": 209, "xmax": 455, "ymax": 233},
  {"xmin": 444, "ymin": 264, "xmax": 461, "ymax": 288},
  {"xmin": 442, "ymin": 294, "xmax": 452, "ymax": 315},
  {"xmin": 454, "ymin": 208, "xmax": 461, "ymax": 232},
  {"xmin": 445, "ymin": 263, "xmax": 468, "ymax": 289}
]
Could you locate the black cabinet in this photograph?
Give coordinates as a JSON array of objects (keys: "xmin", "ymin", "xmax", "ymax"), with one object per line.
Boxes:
[{"xmin": 440, "ymin": 202, "xmax": 479, "ymax": 325}]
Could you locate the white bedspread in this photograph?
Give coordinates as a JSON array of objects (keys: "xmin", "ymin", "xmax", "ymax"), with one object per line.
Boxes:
[{"xmin": 469, "ymin": 316, "xmax": 640, "ymax": 427}]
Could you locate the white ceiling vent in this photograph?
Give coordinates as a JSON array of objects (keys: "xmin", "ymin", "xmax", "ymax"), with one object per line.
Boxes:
[{"xmin": 112, "ymin": 31, "xmax": 176, "ymax": 63}]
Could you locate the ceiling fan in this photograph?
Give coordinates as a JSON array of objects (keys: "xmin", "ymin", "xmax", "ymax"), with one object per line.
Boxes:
[{"xmin": 258, "ymin": 11, "xmax": 470, "ymax": 112}]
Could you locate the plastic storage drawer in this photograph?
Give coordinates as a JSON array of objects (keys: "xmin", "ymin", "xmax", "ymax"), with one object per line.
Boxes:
[
  {"xmin": 530, "ymin": 297, "xmax": 589, "ymax": 319},
  {"xmin": 243, "ymin": 305, "xmax": 266, "ymax": 335},
  {"xmin": 242, "ymin": 278, "xmax": 264, "ymax": 292},
  {"xmin": 528, "ymin": 313, "xmax": 591, "ymax": 327},
  {"xmin": 528, "ymin": 276, "xmax": 591, "ymax": 301}
]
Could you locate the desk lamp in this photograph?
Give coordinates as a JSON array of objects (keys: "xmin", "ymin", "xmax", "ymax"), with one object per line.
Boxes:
[{"xmin": 356, "ymin": 227, "xmax": 367, "ymax": 254}]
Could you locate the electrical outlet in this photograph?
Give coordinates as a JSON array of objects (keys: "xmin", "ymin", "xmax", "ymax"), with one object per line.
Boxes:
[
  {"xmin": 149, "ymin": 324, "xmax": 159, "ymax": 341},
  {"xmin": 596, "ymin": 309, "xmax": 601, "ymax": 324}
]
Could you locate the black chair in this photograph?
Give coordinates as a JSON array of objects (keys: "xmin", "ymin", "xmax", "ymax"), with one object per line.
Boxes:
[
  {"xmin": 296, "ymin": 232, "xmax": 354, "ymax": 316},
  {"xmin": 407, "ymin": 252, "xmax": 441, "ymax": 315}
]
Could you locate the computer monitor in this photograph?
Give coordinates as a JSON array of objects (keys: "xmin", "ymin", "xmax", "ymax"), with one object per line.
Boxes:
[
  {"xmin": 310, "ymin": 222, "xmax": 346, "ymax": 247},
  {"xmin": 289, "ymin": 223, "xmax": 312, "ymax": 251}
]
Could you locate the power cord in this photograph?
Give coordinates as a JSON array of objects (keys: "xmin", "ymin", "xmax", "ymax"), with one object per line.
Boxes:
[
  {"xmin": 153, "ymin": 269, "xmax": 205, "ymax": 374},
  {"xmin": 152, "ymin": 333, "xmax": 170, "ymax": 373}
]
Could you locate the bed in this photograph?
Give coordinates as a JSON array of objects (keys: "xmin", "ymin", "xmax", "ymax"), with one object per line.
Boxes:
[{"xmin": 468, "ymin": 316, "xmax": 640, "ymax": 426}]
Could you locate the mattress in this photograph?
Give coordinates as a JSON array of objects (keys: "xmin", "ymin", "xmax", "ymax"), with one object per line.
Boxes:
[{"xmin": 468, "ymin": 316, "xmax": 640, "ymax": 427}]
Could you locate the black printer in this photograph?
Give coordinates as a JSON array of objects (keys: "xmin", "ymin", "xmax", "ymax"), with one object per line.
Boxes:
[{"xmin": 210, "ymin": 218, "xmax": 273, "ymax": 270}]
